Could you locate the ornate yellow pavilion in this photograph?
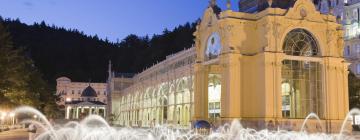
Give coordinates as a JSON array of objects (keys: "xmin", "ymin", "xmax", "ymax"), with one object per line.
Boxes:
[{"xmin": 193, "ymin": 0, "xmax": 348, "ymax": 132}]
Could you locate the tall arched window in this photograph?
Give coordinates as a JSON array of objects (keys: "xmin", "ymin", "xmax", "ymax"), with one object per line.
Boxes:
[
  {"xmin": 208, "ymin": 74, "xmax": 221, "ymax": 120},
  {"xmin": 281, "ymin": 29, "xmax": 323, "ymax": 119}
]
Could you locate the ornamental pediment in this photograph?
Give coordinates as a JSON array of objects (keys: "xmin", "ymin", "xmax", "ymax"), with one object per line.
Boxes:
[
  {"xmin": 199, "ymin": 7, "xmax": 220, "ymax": 31},
  {"xmin": 285, "ymin": 0, "xmax": 325, "ymax": 23}
]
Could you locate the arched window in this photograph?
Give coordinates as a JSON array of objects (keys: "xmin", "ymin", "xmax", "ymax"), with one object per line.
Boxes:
[
  {"xmin": 283, "ymin": 29, "xmax": 319, "ymax": 56},
  {"xmin": 208, "ymin": 74, "xmax": 221, "ymax": 120},
  {"xmin": 205, "ymin": 33, "xmax": 222, "ymax": 61},
  {"xmin": 281, "ymin": 29, "xmax": 323, "ymax": 119}
]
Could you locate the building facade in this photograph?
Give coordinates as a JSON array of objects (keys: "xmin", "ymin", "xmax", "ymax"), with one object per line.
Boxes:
[
  {"xmin": 110, "ymin": 0, "xmax": 349, "ymax": 132},
  {"xmin": 56, "ymin": 77, "xmax": 108, "ymax": 119},
  {"xmin": 343, "ymin": 0, "xmax": 360, "ymax": 77},
  {"xmin": 109, "ymin": 48, "xmax": 196, "ymax": 127}
]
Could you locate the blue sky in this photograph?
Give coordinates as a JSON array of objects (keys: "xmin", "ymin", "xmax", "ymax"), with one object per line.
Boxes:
[{"xmin": 0, "ymin": 0, "xmax": 238, "ymax": 42}]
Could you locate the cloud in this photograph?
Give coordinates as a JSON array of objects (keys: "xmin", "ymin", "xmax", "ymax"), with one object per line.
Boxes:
[{"xmin": 24, "ymin": 1, "xmax": 33, "ymax": 7}]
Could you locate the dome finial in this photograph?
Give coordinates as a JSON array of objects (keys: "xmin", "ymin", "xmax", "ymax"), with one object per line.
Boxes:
[
  {"xmin": 226, "ymin": 0, "xmax": 231, "ymax": 10},
  {"xmin": 210, "ymin": 0, "xmax": 216, "ymax": 7}
]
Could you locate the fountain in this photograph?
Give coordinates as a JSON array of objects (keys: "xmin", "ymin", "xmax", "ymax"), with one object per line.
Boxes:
[{"xmin": 9, "ymin": 106, "xmax": 360, "ymax": 140}]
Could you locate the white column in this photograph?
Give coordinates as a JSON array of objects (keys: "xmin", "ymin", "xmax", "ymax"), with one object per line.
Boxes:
[
  {"xmin": 89, "ymin": 107, "xmax": 92, "ymax": 115},
  {"xmin": 95, "ymin": 107, "xmax": 98, "ymax": 115},
  {"xmin": 65, "ymin": 106, "xmax": 70, "ymax": 119},
  {"xmin": 76, "ymin": 107, "xmax": 79, "ymax": 119}
]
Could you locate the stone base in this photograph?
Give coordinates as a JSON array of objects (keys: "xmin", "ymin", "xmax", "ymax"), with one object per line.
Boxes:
[{"xmin": 194, "ymin": 118, "xmax": 351, "ymax": 133}]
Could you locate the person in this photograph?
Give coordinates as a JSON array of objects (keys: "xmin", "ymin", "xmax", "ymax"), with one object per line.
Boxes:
[
  {"xmin": 267, "ymin": 120, "xmax": 275, "ymax": 130},
  {"xmin": 49, "ymin": 118, "xmax": 55, "ymax": 126}
]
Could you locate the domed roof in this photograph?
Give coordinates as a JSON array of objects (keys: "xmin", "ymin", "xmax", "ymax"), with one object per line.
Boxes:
[
  {"xmin": 56, "ymin": 77, "xmax": 71, "ymax": 81},
  {"xmin": 194, "ymin": 120, "xmax": 211, "ymax": 129},
  {"xmin": 81, "ymin": 86, "xmax": 97, "ymax": 97}
]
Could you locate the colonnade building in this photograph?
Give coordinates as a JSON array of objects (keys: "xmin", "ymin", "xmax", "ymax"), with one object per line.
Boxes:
[
  {"xmin": 110, "ymin": 0, "xmax": 349, "ymax": 132},
  {"xmin": 109, "ymin": 48, "xmax": 196, "ymax": 127}
]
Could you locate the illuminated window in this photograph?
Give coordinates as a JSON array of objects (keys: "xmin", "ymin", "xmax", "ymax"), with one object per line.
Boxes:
[
  {"xmin": 66, "ymin": 98, "xmax": 71, "ymax": 102},
  {"xmin": 283, "ymin": 29, "xmax": 318, "ymax": 56},
  {"xmin": 208, "ymin": 74, "xmax": 221, "ymax": 119},
  {"xmin": 282, "ymin": 29, "xmax": 323, "ymax": 119}
]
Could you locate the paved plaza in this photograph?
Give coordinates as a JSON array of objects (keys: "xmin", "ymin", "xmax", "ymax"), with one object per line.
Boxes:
[{"xmin": 0, "ymin": 129, "xmax": 28, "ymax": 140}]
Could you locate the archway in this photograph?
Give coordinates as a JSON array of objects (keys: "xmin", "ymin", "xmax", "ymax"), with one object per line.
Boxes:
[
  {"xmin": 281, "ymin": 29, "xmax": 323, "ymax": 119},
  {"xmin": 162, "ymin": 97, "xmax": 168, "ymax": 124},
  {"xmin": 208, "ymin": 74, "xmax": 221, "ymax": 121},
  {"xmin": 184, "ymin": 106, "xmax": 189, "ymax": 126}
]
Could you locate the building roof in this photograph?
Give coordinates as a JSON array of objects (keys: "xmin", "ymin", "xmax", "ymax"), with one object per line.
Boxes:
[
  {"xmin": 81, "ymin": 86, "xmax": 98, "ymax": 97},
  {"xmin": 114, "ymin": 72, "xmax": 135, "ymax": 78},
  {"xmin": 65, "ymin": 101, "xmax": 106, "ymax": 106},
  {"xmin": 56, "ymin": 77, "xmax": 71, "ymax": 81},
  {"xmin": 194, "ymin": 120, "xmax": 211, "ymax": 129}
]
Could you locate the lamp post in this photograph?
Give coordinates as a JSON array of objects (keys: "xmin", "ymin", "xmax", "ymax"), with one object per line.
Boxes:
[
  {"xmin": 0, "ymin": 112, "xmax": 6, "ymax": 125},
  {"xmin": 0, "ymin": 116, "xmax": 4, "ymax": 125}
]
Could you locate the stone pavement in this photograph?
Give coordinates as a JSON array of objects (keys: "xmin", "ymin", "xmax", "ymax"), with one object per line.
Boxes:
[{"xmin": 0, "ymin": 129, "xmax": 28, "ymax": 140}]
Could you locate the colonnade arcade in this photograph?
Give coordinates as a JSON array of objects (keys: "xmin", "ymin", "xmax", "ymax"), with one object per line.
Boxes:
[
  {"xmin": 65, "ymin": 104, "xmax": 106, "ymax": 119},
  {"xmin": 116, "ymin": 76, "xmax": 194, "ymax": 127}
]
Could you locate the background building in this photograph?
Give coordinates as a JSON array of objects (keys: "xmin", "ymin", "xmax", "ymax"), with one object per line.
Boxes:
[
  {"xmin": 56, "ymin": 77, "xmax": 108, "ymax": 119},
  {"xmin": 343, "ymin": 0, "xmax": 360, "ymax": 77}
]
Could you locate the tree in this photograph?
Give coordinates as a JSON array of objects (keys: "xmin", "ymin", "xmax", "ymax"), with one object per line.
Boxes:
[
  {"xmin": 0, "ymin": 22, "xmax": 30, "ymax": 109},
  {"xmin": 0, "ymin": 22, "xmax": 59, "ymax": 117}
]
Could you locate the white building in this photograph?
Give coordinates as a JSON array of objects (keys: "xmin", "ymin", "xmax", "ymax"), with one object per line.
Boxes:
[
  {"xmin": 343, "ymin": 0, "xmax": 360, "ymax": 76},
  {"xmin": 56, "ymin": 77, "xmax": 108, "ymax": 119}
]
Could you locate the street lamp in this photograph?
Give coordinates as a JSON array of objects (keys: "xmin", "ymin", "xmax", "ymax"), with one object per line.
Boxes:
[
  {"xmin": 1, "ymin": 112, "xmax": 6, "ymax": 117},
  {"xmin": 0, "ymin": 112, "xmax": 6, "ymax": 125}
]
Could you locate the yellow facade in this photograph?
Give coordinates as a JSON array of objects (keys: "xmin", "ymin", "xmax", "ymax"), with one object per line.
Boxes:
[{"xmin": 193, "ymin": 0, "xmax": 349, "ymax": 132}]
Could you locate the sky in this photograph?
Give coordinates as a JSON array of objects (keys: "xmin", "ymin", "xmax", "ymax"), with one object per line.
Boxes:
[{"xmin": 0, "ymin": 0, "xmax": 239, "ymax": 42}]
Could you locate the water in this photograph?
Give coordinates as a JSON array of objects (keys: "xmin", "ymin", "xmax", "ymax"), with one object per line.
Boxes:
[{"xmin": 9, "ymin": 106, "xmax": 360, "ymax": 140}]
